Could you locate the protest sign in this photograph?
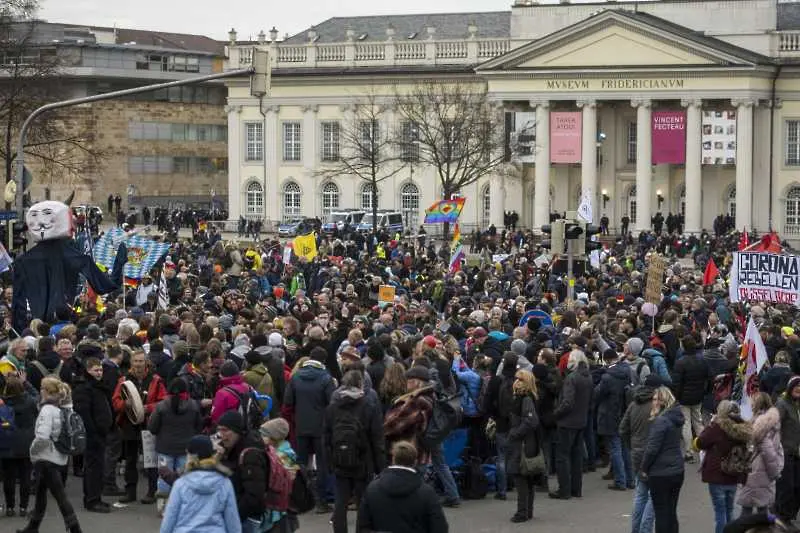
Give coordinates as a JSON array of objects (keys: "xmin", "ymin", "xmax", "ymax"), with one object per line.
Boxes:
[
  {"xmin": 645, "ymin": 255, "xmax": 667, "ymax": 304},
  {"xmin": 729, "ymin": 251, "xmax": 800, "ymax": 305},
  {"xmin": 378, "ymin": 285, "xmax": 396, "ymax": 305}
]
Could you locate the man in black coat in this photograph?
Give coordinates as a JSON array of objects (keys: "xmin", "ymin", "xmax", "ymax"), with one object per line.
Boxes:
[
  {"xmin": 27, "ymin": 336, "xmax": 70, "ymax": 391},
  {"xmin": 594, "ymin": 349, "xmax": 634, "ymax": 491},
  {"xmin": 73, "ymin": 358, "xmax": 114, "ymax": 513},
  {"xmin": 671, "ymin": 331, "xmax": 710, "ymax": 463},
  {"xmin": 101, "ymin": 343, "xmax": 126, "ymax": 496},
  {"xmin": 550, "ymin": 350, "xmax": 593, "ymax": 500},
  {"xmin": 358, "ymin": 441, "xmax": 448, "ymax": 533}
]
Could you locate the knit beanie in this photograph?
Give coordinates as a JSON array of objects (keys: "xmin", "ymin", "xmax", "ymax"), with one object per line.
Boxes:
[
  {"xmin": 217, "ymin": 411, "xmax": 245, "ymax": 435},
  {"xmin": 259, "ymin": 418, "xmax": 290, "ymax": 442},
  {"xmin": 186, "ymin": 435, "xmax": 214, "ymax": 459}
]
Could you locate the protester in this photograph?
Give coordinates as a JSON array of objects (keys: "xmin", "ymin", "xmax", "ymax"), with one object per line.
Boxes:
[
  {"xmin": 159, "ymin": 435, "xmax": 241, "ymax": 533},
  {"xmin": 505, "ymin": 369, "xmax": 540, "ymax": 523},
  {"xmin": 776, "ymin": 375, "xmax": 800, "ymax": 522},
  {"xmin": 737, "ymin": 393, "xmax": 784, "ymax": 517},
  {"xmin": 1, "ymin": 374, "xmax": 38, "ymax": 517},
  {"xmin": 595, "ymin": 348, "xmax": 634, "ymax": 491}
]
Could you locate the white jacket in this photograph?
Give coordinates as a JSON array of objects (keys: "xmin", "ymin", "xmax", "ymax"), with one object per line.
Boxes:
[{"xmin": 29, "ymin": 403, "xmax": 68, "ymax": 466}]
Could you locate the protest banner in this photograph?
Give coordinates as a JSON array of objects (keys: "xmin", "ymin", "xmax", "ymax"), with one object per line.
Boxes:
[
  {"xmin": 729, "ymin": 251, "xmax": 800, "ymax": 305},
  {"xmin": 645, "ymin": 255, "xmax": 667, "ymax": 304},
  {"xmin": 378, "ymin": 285, "xmax": 396, "ymax": 305}
]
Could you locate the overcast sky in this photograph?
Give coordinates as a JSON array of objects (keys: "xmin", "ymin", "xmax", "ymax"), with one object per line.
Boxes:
[{"xmin": 39, "ymin": 0, "xmax": 611, "ymax": 41}]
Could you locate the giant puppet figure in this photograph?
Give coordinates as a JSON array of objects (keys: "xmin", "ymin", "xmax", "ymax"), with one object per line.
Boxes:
[{"xmin": 11, "ymin": 199, "xmax": 126, "ymax": 332}]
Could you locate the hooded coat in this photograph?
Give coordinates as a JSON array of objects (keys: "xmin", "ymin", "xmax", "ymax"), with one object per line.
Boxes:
[
  {"xmin": 357, "ymin": 466, "xmax": 449, "ymax": 533},
  {"xmin": 777, "ymin": 380, "xmax": 800, "ymax": 458},
  {"xmin": 323, "ymin": 386, "xmax": 385, "ymax": 478},
  {"xmin": 0, "ymin": 390, "xmax": 38, "ymax": 458},
  {"xmin": 210, "ymin": 374, "xmax": 251, "ymax": 426},
  {"xmin": 159, "ymin": 460, "xmax": 241, "ymax": 533},
  {"xmin": 696, "ymin": 412, "xmax": 753, "ymax": 485},
  {"xmin": 640, "ymin": 404, "xmax": 685, "ymax": 478},
  {"xmin": 148, "ymin": 396, "xmax": 204, "ymax": 456},
  {"xmin": 283, "ymin": 360, "xmax": 335, "ymax": 437},
  {"xmin": 619, "ymin": 385, "xmax": 655, "ymax": 471},
  {"xmin": 594, "ymin": 361, "xmax": 630, "ymax": 436},
  {"xmin": 737, "ymin": 407, "xmax": 784, "ymax": 509},
  {"xmin": 554, "ymin": 363, "xmax": 592, "ymax": 430}
]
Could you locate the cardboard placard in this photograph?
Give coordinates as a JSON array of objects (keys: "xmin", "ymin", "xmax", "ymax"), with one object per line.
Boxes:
[
  {"xmin": 378, "ymin": 285, "xmax": 395, "ymax": 304},
  {"xmin": 645, "ymin": 255, "xmax": 667, "ymax": 304}
]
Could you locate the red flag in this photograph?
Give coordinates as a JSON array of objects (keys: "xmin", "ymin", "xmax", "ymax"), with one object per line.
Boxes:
[
  {"xmin": 703, "ymin": 258, "xmax": 720, "ymax": 286},
  {"xmin": 754, "ymin": 231, "xmax": 783, "ymax": 254},
  {"xmin": 738, "ymin": 228, "xmax": 750, "ymax": 251}
]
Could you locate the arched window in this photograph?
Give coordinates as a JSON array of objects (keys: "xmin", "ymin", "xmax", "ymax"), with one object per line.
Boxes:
[
  {"xmin": 481, "ymin": 184, "xmax": 491, "ymax": 229},
  {"xmin": 727, "ymin": 186, "xmax": 736, "ymax": 219},
  {"xmin": 283, "ymin": 182, "xmax": 301, "ymax": 221},
  {"xmin": 785, "ymin": 186, "xmax": 800, "ymax": 234},
  {"xmin": 361, "ymin": 182, "xmax": 377, "ymax": 211},
  {"xmin": 628, "ymin": 185, "xmax": 637, "ymax": 225},
  {"xmin": 245, "ymin": 181, "xmax": 263, "ymax": 217},
  {"xmin": 321, "ymin": 182, "xmax": 340, "ymax": 219},
  {"xmin": 400, "ymin": 182, "xmax": 419, "ymax": 228}
]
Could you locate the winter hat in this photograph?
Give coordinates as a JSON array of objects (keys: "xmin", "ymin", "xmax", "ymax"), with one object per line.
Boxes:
[
  {"xmin": 220, "ymin": 360, "xmax": 239, "ymax": 378},
  {"xmin": 129, "ymin": 307, "xmax": 145, "ymax": 319},
  {"xmin": 186, "ymin": 435, "xmax": 215, "ymax": 460},
  {"xmin": 268, "ymin": 332, "xmax": 284, "ymax": 347},
  {"xmin": 251, "ymin": 334, "xmax": 268, "ymax": 349},
  {"xmin": 510, "ymin": 339, "xmax": 527, "ymax": 357},
  {"xmin": 644, "ymin": 374, "xmax": 664, "ymax": 388},
  {"xmin": 234, "ymin": 334, "xmax": 250, "ymax": 347},
  {"xmin": 406, "ymin": 366, "xmax": 430, "ymax": 382},
  {"xmin": 217, "ymin": 411, "xmax": 246, "ymax": 435},
  {"xmin": 422, "ymin": 335, "xmax": 437, "ymax": 349},
  {"xmin": 259, "ymin": 418, "xmax": 290, "ymax": 442},
  {"xmin": 218, "ymin": 314, "xmax": 234, "ymax": 331},
  {"xmin": 114, "ymin": 309, "xmax": 128, "ymax": 321},
  {"xmin": 526, "ymin": 317, "xmax": 542, "ymax": 333},
  {"xmin": 626, "ymin": 337, "xmax": 644, "ymax": 357},
  {"xmin": 172, "ymin": 340, "xmax": 189, "ymax": 359},
  {"xmin": 472, "ymin": 327, "xmax": 487, "ymax": 338}
]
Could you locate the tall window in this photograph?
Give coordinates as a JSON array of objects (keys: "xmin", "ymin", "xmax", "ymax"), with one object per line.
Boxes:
[
  {"xmin": 481, "ymin": 184, "xmax": 491, "ymax": 229},
  {"xmin": 627, "ymin": 121, "xmax": 637, "ymax": 164},
  {"xmin": 361, "ymin": 182, "xmax": 378, "ymax": 211},
  {"xmin": 321, "ymin": 122, "xmax": 340, "ymax": 162},
  {"xmin": 358, "ymin": 120, "xmax": 380, "ymax": 160},
  {"xmin": 786, "ymin": 186, "xmax": 800, "ymax": 234},
  {"xmin": 401, "ymin": 121, "xmax": 420, "ymax": 161},
  {"xmin": 245, "ymin": 123, "xmax": 263, "ymax": 162},
  {"xmin": 283, "ymin": 122, "xmax": 302, "ymax": 161},
  {"xmin": 679, "ymin": 186, "xmax": 686, "ymax": 217},
  {"xmin": 727, "ymin": 186, "xmax": 737, "ymax": 218},
  {"xmin": 321, "ymin": 182, "xmax": 340, "ymax": 219},
  {"xmin": 401, "ymin": 182, "xmax": 419, "ymax": 228},
  {"xmin": 786, "ymin": 120, "xmax": 800, "ymax": 166},
  {"xmin": 245, "ymin": 181, "xmax": 264, "ymax": 217},
  {"xmin": 628, "ymin": 185, "xmax": 637, "ymax": 226},
  {"xmin": 283, "ymin": 182, "xmax": 301, "ymax": 221}
]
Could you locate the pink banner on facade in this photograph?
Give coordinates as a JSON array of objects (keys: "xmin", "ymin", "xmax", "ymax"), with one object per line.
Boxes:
[
  {"xmin": 651, "ymin": 110, "xmax": 686, "ymax": 164},
  {"xmin": 550, "ymin": 111, "xmax": 582, "ymax": 163}
]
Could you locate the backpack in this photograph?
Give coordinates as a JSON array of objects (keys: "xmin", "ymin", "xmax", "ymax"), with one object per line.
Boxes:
[
  {"xmin": 31, "ymin": 360, "xmax": 62, "ymax": 379},
  {"xmin": 244, "ymin": 367, "xmax": 274, "ymax": 414},
  {"xmin": 240, "ymin": 445, "xmax": 294, "ymax": 512},
  {"xmin": 330, "ymin": 401, "xmax": 366, "ymax": 474},
  {"xmin": 421, "ymin": 393, "xmax": 463, "ymax": 450},
  {"xmin": 460, "ymin": 456, "xmax": 489, "ymax": 500},
  {"xmin": 54, "ymin": 407, "xmax": 86, "ymax": 456},
  {"xmin": 223, "ymin": 386, "xmax": 263, "ymax": 431},
  {"xmin": 0, "ymin": 403, "xmax": 16, "ymax": 451},
  {"xmin": 721, "ymin": 443, "xmax": 754, "ymax": 476},
  {"xmin": 476, "ymin": 373, "xmax": 492, "ymax": 415}
]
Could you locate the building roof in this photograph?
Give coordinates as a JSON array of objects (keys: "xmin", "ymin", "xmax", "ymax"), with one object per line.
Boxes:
[
  {"xmin": 112, "ymin": 28, "xmax": 224, "ymax": 55},
  {"xmin": 283, "ymin": 11, "xmax": 510, "ymax": 44}
]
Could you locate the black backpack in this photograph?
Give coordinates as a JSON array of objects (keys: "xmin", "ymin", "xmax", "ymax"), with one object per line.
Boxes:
[
  {"xmin": 331, "ymin": 401, "xmax": 366, "ymax": 474},
  {"xmin": 420, "ymin": 393, "xmax": 463, "ymax": 450},
  {"xmin": 461, "ymin": 457, "xmax": 489, "ymax": 500},
  {"xmin": 224, "ymin": 387, "xmax": 263, "ymax": 431},
  {"xmin": 54, "ymin": 407, "xmax": 87, "ymax": 456}
]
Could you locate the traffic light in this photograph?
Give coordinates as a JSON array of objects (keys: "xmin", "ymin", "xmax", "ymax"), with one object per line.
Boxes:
[
  {"xmin": 12, "ymin": 221, "xmax": 27, "ymax": 250},
  {"xmin": 584, "ymin": 224, "xmax": 602, "ymax": 254},
  {"xmin": 564, "ymin": 222, "xmax": 584, "ymax": 241},
  {"xmin": 540, "ymin": 221, "xmax": 565, "ymax": 254}
]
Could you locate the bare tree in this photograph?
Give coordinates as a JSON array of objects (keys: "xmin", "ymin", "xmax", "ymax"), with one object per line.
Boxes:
[
  {"xmin": 394, "ymin": 82, "xmax": 507, "ymax": 237},
  {"xmin": 0, "ymin": 1, "xmax": 102, "ymax": 200},
  {"xmin": 315, "ymin": 92, "xmax": 405, "ymax": 235}
]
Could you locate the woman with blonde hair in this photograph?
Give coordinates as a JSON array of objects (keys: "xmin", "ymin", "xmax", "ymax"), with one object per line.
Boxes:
[
  {"xmin": 17, "ymin": 377, "xmax": 82, "ymax": 533},
  {"xmin": 379, "ymin": 363, "xmax": 407, "ymax": 414},
  {"xmin": 505, "ymin": 369, "xmax": 541, "ymax": 523},
  {"xmin": 640, "ymin": 386, "xmax": 685, "ymax": 533},
  {"xmin": 737, "ymin": 392, "xmax": 784, "ymax": 516}
]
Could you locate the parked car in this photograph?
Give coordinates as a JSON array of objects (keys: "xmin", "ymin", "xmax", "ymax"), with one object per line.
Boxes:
[{"xmin": 278, "ymin": 217, "xmax": 317, "ymax": 237}]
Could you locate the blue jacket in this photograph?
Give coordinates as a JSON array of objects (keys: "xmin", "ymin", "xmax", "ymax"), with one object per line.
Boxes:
[
  {"xmin": 641, "ymin": 349, "xmax": 672, "ymax": 384},
  {"xmin": 160, "ymin": 465, "xmax": 241, "ymax": 533},
  {"xmin": 452, "ymin": 358, "xmax": 481, "ymax": 417},
  {"xmin": 640, "ymin": 405, "xmax": 685, "ymax": 478}
]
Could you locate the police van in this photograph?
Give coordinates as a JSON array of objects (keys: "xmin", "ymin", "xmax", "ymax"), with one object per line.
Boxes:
[
  {"xmin": 322, "ymin": 209, "xmax": 365, "ymax": 234},
  {"xmin": 356, "ymin": 210, "xmax": 404, "ymax": 235}
]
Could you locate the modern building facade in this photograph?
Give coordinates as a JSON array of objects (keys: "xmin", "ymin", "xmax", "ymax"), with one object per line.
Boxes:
[
  {"xmin": 224, "ymin": 0, "xmax": 800, "ymax": 239},
  {"xmin": 6, "ymin": 22, "xmax": 229, "ymax": 208}
]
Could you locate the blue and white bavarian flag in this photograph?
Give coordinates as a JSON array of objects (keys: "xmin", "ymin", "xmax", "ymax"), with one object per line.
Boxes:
[{"xmin": 93, "ymin": 227, "xmax": 169, "ymax": 280}]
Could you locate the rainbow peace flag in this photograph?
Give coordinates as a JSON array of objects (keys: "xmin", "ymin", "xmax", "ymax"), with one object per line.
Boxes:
[
  {"xmin": 424, "ymin": 197, "xmax": 466, "ymax": 224},
  {"xmin": 449, "ymin": 223, "xmax": 465, "ymax": 273}
]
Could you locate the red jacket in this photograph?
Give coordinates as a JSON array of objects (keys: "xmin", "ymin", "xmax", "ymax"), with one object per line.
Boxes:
[
  {"xmin": 112, "ymin": 372, "xmax": 167, "ymax": 430},
  {"xmin": 696, "ymin": 418, "xmax": 751, "ymax": 486}
]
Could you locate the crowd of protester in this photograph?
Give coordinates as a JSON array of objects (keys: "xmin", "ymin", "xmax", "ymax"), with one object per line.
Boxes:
[{"xmin": 0, "ymin": 219, "xmax": 800, "ymax": 533}]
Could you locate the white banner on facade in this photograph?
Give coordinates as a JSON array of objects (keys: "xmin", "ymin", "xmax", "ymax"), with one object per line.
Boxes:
[
  {"xmin": 701, "ymin": 110, "xmax": 737, "ymax": 165},
  {"xmin": 729, "ymin": 251, "xmax": 800, "ymax": 305},
  {"xmin": 509, "ymin": 111, "xmax": 536, "ymax": 164}
]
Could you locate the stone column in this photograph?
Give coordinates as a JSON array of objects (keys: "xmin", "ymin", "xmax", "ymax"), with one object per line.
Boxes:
[
  {"xmin": 302, "ymin": 104, "xmax": 318, "ymax": 173},
  {"xmin": 533, "ymin": 100, "xmax": 551, "ymax": 229},
  {"xmin": 225, "ymin": 104, "xmax": 242, "ymax": 221},
  {"xmin": 682, "ymin": 98, "xmax": 703, "ymax": 235},
  {"xmin": 632, "ymin": 98, "xmax": 652, "ymax": 232},
  {"xmin": 733, "ymin": 98, "xmax": 755, "ymax": 230},
  {"xmin": 577, "ymin": 99, "xmax": 597, "ymax": 209}
]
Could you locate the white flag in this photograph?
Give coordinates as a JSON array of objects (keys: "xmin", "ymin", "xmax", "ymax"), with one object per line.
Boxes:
[
  {"xmin": 739, "ymin": 317, "xmax": 769, "ymax": 420},
  {"xmin": 157, "ymin": 269, "xmax": 168, "ymax": 311},
  {"xmin": 0, "ymin": 242, "xmax": 12, "ymax": 273},
  {"xmin": 577, "ymin": 189, "xmax": 593, "ymax": 224}
]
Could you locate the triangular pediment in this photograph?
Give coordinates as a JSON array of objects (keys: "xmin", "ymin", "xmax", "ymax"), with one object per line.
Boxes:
[{"xmin": 478, "ymin": 10, "xmax": 768, "ymax": 72}]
